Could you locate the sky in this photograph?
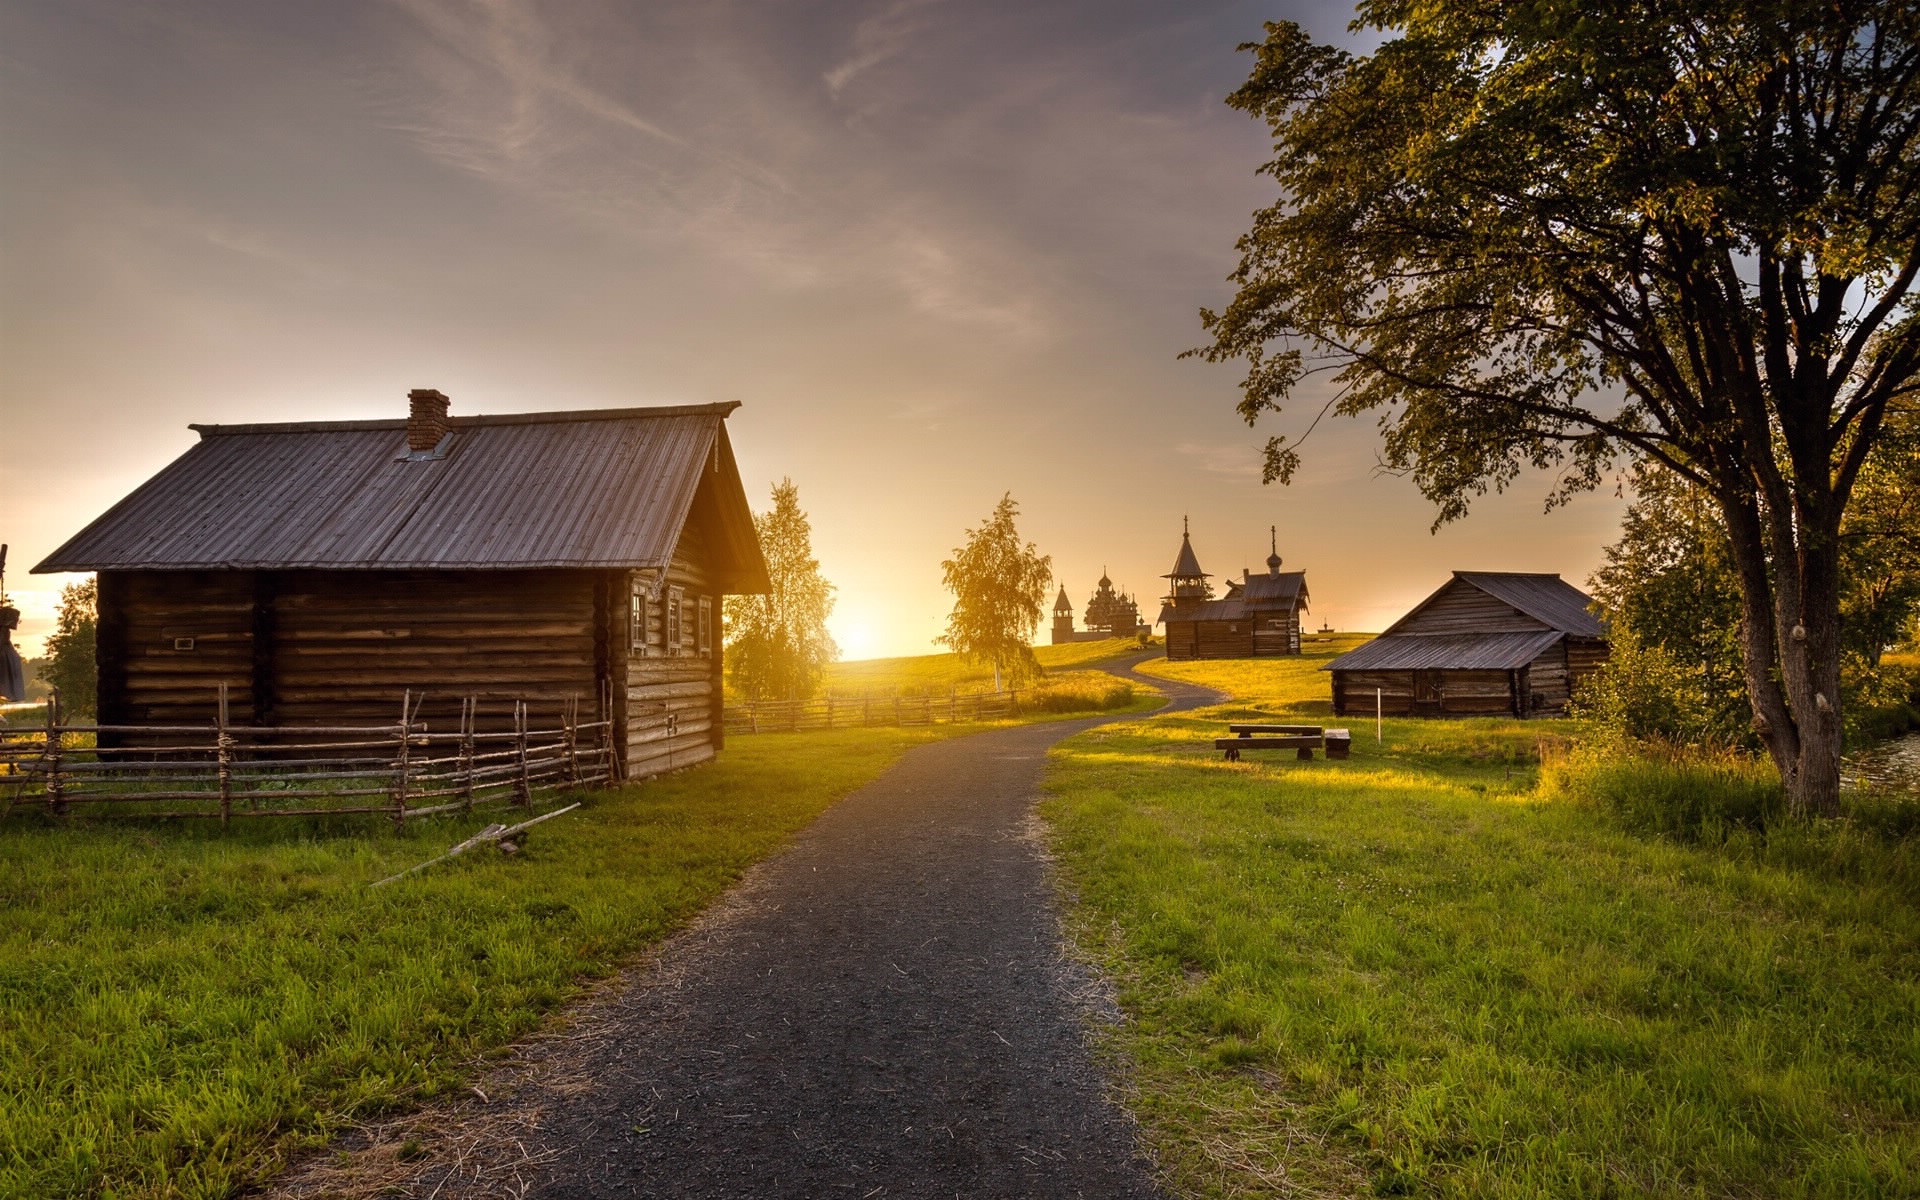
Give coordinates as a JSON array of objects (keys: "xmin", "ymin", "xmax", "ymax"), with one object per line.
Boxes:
[{"xmin": 0, "ymin": 0, "xmax": 1627, "ymax": 661}]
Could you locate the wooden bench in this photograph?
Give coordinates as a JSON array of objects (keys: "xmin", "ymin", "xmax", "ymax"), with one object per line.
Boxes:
[
  {"xmin": 1226, "ymin": 724, "xmax": 1325, "ymax": 737},
  {"xmin": 1216, "ymin": 734, "xmax": 1323, "ymax": 761}
]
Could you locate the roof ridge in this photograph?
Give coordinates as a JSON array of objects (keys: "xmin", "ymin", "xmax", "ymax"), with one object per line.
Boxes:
[{"xmin": 190, "ymin": 401, "xmax": 740, "ymax": 438}]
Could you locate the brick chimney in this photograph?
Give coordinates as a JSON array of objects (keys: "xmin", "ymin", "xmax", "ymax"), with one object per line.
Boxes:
[{"xmin": 407, "ymin": 389, "xmax": 450, "ymax": 452}]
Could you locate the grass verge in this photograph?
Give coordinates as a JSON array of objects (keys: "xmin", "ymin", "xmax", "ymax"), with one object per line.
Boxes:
[
  {"xmin": 1, "ymin": 725, "xmax": 985, "ymax": 1199},
  {"xmin": 819, "ymin": 637, "xmax": 1145, "ymax": 697},
  {"xmin": 1044, "ymin": 650, "xmax": 1920, "ymax": 1198}
]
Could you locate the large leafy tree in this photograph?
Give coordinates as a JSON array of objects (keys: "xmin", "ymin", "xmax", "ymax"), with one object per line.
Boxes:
[
  {"xmin": 1195, "ymin": 3, "xmax": 1920, "ymax": 815},
  {"xmin": 939, "ymin": 495, "xmax": 1053, "ymax": 690},
  {"xmin": 725, "ymin": 480, "xmax": 838, "ymax": 703}
]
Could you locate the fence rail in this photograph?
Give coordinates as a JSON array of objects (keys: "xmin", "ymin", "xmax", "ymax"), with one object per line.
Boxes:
[
  {"xmin": 724, "ymin": 690, "xmax": 1022, "ymax": 734},
  {"xmin": 1, "ymin": 687, "xmax": 618, "ymax": 824}
]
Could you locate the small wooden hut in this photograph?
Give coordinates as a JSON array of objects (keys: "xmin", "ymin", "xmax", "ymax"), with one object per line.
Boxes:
[
  {"xmin": 1325, "ymin": 572, "xmax": 1608, "ymax": 718},
  {"xmin": 35, "ymin": 390, "xmax": 769, "ymax": 779},
  {"xmin": 1158, "ymin": 524, "xmax": 1309, "ymax": 660}
]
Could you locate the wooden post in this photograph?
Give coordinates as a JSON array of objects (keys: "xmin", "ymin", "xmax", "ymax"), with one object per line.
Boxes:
[
  {"xmin": 44, "ymin": 689, "xmax": 64, "ymax": 817},
  {"xmin": 1376, "ymin": 687, "xmax": 1383, "ymax": 743},
  {"xmin": 749, "ymin": 702, "xmax": 759, "ymax": 734},
  {"xmin": 460, "ymin": 698, "xmax": 477, "ymax": 812},
  {"xmin": 216, "ymin": 682, "xmax": 232, "ymax": 827},
  {"xmin": 825, "ymin": 698, "xmax": 834, "ymax": 731},
  {"xmin": 565, "ymin": 695, "xmax": 581, "ymax": 786},
  {"xmin": 393, "ymin": 689, "xmax": 413, "ymax": 829},
  {"xmin": 514, "ymin": 701, "xmax": 533, "ymax": 810}
]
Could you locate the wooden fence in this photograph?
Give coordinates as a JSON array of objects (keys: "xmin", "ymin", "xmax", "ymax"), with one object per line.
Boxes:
[
  {"xmin": 0, "ymin": 688, "xmax": 617, "ymax": 825},
  {"xmin": 723, "ymin": 690, "xmax": 1022, "ymax": 734}
]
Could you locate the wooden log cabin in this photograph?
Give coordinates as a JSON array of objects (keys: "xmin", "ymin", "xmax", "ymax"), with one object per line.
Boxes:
[
  {"xmin": 1325, "ymin": 572, "xmax": 1608, "ymax": 718},
  {"xmin": 34, "ymin": 390, "xmax": 770, "ymax": 779},
  {"xmin": 1158, "ymin": 524, "xmax": 1310, "ymax": 661}
]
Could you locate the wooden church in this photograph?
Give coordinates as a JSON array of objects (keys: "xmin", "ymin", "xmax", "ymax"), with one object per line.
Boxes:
[
  {"xmin": 1158, "ymin": 523, "xmax": 1310, "ymax": 660},
  {"xmin": 36, "ymin": 390, "xmax": 770, "ymax": 780}
]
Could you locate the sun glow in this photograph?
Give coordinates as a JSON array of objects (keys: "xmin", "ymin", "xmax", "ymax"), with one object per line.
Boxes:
[{"xmin": 829, "ymin": 611, "xmax": 884, "ymax": 662}]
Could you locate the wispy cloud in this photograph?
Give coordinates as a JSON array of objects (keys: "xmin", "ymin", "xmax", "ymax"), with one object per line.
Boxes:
[
  {"xmin": 824, "ymin": 0, "xmax": 941, "ymax": 97},
  {"xmin": 1175, "ymin": 442, "xmax": 1262, "ymax": 481}
]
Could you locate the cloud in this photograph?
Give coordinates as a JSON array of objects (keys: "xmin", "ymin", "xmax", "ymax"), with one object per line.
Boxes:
[
  {"xmin": 1174, "ymin": 442, "xmax": 1262, "ymax": 481},
  {"xmin": 823, "ymin": 0, "xmax": 942, "ymax": 97}
]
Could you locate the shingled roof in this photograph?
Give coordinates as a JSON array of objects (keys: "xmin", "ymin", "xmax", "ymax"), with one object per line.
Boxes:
[
  {"xmin": 1381, "ymin": 572, "xmax": 1604, "ymax": 639},
  {"xmin": 36, "ymin": 402, "xmax": 770, "ymax": 592}
]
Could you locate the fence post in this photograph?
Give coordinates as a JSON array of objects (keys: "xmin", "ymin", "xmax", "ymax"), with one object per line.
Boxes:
[
  {"xmin": 44, "ymin": 689, "xmax": 64, "ymax": 817},
  {"xmin": 825, "ymin": 698, "xmax": 834, "ymax": 731},
  {"xmin": 216, "ymin": 682, "xmax": 232, "ymax": 827},
  {"xmin": 515, "ymin": 701, "xmax": 533, "ymax": 810},
  {"xmin": 460, "ymin": 698, "xmax": 477, "ymax": 812},
  {"xmin": 565, "ymin": 695, "xmax": 581, "ymax": 786},
  {"xmin": 392, "ymin": 689, "xmax": 412, "ymax": 829}
]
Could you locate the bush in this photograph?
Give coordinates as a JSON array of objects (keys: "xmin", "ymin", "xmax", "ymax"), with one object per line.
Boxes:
[
  {"xmin": 1016, "ymin": 673, "xmax": 1135, "ymax": 714},
  {"xmin": 1541, "ymin": 741, "xmax": 1784, "ymax": 842}
]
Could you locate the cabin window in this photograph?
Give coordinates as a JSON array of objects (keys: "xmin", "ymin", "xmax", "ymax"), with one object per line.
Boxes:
[
  {"xmin": 697, "ymin": 596, "xmax": 713, "ymax": 656},
  {"xmin": 629, "ymin": 577, "xmax": 648, "ymax": 655},
  {"xmin": 666, "ymin": 587, "xmax": 684, "ymax": 656}
]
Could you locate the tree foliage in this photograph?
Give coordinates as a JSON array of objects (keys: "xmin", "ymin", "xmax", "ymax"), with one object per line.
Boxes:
[
  {"xmin": 43, "ymin": 578, "xmax": 97, "ymax": 719},
  {"xmin": 725, "ymin": 480, "xmax": 838, "ymax": 703},
  {"xmin": 1839, "ymin": 401, "xmax": 1920, "ymax": 667},
  {"xmin": 939, "ymin": 495, "xmax": 1053, "ymax": 689},
  {"xmin": 1588, "ymin": 464, "xmax": 1751, "ymax": 742},
  {"xmin": 1196, "ymin": 3, "xmax": 1920, "ymax": 815}
]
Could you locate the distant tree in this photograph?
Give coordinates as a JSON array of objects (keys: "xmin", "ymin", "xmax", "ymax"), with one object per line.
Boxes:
[
  {"xmin": 725, "ymin": 480, "xmax": 838, "ymax": 703},
  {"xmin": 939, "ymin": 495, "xmax": 1052, "ymax": 691},
  {"xmin": 1195, "ymin": 6, "xmax": 1920, "ymax": 816},
  {"xmin": 42, "ymin": 578, "xmax": 97, "ymax": 718},
  {"xmin": 1588, "ymin": 466, "xmax": 1750, "ymax": 743}
]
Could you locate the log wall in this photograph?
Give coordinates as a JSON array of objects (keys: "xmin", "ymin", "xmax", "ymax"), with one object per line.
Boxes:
[
  {"xmin": 1331, "ymin": 668, "xmax": 1519, "ymax": 717},
  {"xmin": 621, "ymin": 518, "xmax": 724, "ymax": 781},
  {"xmin": 98, "ymin": 515, "xmax": 741, "ymax": 775}
]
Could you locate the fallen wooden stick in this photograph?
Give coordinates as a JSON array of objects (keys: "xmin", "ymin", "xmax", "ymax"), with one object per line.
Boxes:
[{"xmin": 369, "ymin": 803, "xmax": 582, "ymax": 888}]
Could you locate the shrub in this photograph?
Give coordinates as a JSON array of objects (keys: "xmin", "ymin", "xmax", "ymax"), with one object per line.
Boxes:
[
  {"xmin": 1541, "ymin": 741, "xmax": 1784, "ymax": 842},
  {"xmin": 1016, "ymin": 673, "xmax": 1135, "ymax": 714}
]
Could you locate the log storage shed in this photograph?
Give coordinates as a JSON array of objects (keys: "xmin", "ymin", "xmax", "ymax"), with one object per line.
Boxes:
[
  {"xmin": 34, "ymin": 390, "xmax": 770, "ymax": 779},
  {"xmin": 1325, "ymin": 572, "xmax": 1608, "ymax": 718}
]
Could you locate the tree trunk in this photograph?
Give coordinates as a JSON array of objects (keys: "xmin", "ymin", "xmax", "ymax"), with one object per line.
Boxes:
[{"xmin": 1721, "ymin": 491, "xmax": 1846, "ymax": 818}]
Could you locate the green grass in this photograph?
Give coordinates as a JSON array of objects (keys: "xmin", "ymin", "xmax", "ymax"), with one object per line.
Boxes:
[
  {"xmin": 820, "ymin": 637, "xmax": 1145, "ymax": 697},
  {"xmin": 0, "ymin": 726, "xmax": 981, "ymax": 1199},
  {"xmin": 1043, "ymin": 651, "xmax": 1920, "ymax": 1198}
]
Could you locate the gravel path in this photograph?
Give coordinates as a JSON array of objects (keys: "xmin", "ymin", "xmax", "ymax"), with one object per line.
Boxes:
[{"xmin": 521, "ymin": 655, "xmax": 1221, "ymax": 1199}]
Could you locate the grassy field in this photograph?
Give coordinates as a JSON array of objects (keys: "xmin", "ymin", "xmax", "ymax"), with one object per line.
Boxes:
[
  {"xmin": 820, "ymin": 637, "xmax": 1146, "ymax": 696},
  {"xmin": 1045, "ymin": 642, "xmax": 1920, "ymax": 1198},
  {"xmin": 0, "ymin": 724, "xmax": 1016, "ymax": 1200}
]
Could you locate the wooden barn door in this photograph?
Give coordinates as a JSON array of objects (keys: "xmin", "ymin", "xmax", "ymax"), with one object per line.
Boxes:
[{"xmin": 1413, "ymin": 670, "xmax": 1444, "ymax": 715}]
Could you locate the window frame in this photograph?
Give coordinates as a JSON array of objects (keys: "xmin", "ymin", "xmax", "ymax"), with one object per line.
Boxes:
[
  {"xmin": 629, "ymin": 576, "xmax": 649, "ymax": 655},
  {"xmin": 697, "ymin": 595, "xmax": 713, "ymax": 657},
  {"xmin": 666, "ymin": 586, "xmax": 685, "ymax": 657}
]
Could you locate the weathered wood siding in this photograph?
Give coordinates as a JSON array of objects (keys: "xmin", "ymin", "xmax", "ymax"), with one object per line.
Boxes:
[
  {"xmin": 269, "ymin": 570, "xmax": 602, "ymax": 732},
  {"xmin": 1251, "ymin": 609, "xmax": 1302, "ymax": 657},
  {"xmin": 1395, "ymin": 581, "xmax": 1551, "ymax": 635},
  {"xmin": 98, "ymin": 571, "xmax": 257, "ymax": 727},
  {"xmin": 1524, "ymin": 641, "xmax": 1571, "ymax": 715},
  {"xmin": 1164, "ymin": 619, "xmax": 1256, "ymax": 661},
  {"xmin": 622, "ymin": 517, "xmax": 724, "ymax": 780},
  {"xmin": 98, "ymin": 521, "xmax": 738, "ymax": 774},
  {"xmin": 1331, "ymin": 667, "xmax": 1518, "ymax": 717},
  {"xmin": 1565, "ymin": 638, "xmax": 1609, "ymax": 698}
]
